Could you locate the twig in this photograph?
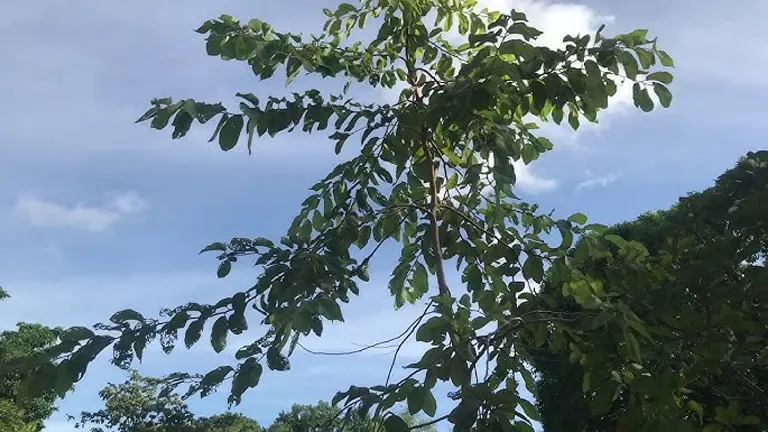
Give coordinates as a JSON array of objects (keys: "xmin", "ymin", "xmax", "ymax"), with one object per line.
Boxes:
[
  {"xmin": 410, "ymin": 414, "xmax": 450, "ymax": 429},
  {"xmin": 386, "ymin": 301, "xmax": 434, "ymax": 385}
]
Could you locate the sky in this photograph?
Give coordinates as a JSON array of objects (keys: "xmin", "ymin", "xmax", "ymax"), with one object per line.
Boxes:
[{"xmin": 0, "ymin": 0, "xmax": 765, "ymax": 430}]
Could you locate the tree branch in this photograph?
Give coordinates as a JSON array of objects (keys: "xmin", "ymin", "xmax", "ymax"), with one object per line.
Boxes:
[{"xmin": 409, "ymin": 413, "xmax": 450, "ymax": 429}]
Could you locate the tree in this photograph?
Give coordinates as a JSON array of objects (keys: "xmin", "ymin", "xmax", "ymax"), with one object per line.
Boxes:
[
  {"xmin": 532, "ymin": 151, "xmax": 768, "ymax": 431},
  {"xmin": 0, "ymin": 293, "xmax": 64, "ymax": 431},
  {"xmin": 266, "ymin": 400, "xmax": 436, "ymax": 431},
  {"xmin": 195, "ymin": 412, "xmax": 263, "ymax": 432},
  {"xmin": 74, "ymin": 370, "xmax": 198, "ymax": 432},
  {"xmin": 5, "ymin": 1, "xmax": 685, "ymax": 430},
  {"xmin": 268, "ymin": 400, "xmax": 370, "ymax": 432},
  {"xmin": 0, "ymin": 399, "xmax": 37, "ymax": 432},
  {"xmin": 74, "ymin": 370, "xmax": 265, "ymax": 432}
]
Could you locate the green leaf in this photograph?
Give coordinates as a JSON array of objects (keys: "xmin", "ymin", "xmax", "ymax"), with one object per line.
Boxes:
[
  {"xmin": 653, "ymin": 83, "xmax": 673, "ymax": 108},
  {"xmin": 185, "ymin": 318, "xmax": 205, "ymax": 348},
  {"xmin": 335, "ymin": 2, "xmax": 356, "ymax": 16},
  {"xmin": 519, "ymin": 399, "xmax": 540, "ymax": 421},
  {"xmin": 552, "ymin": 106, "xmax": 564, "ymax": 125},
  {"xmin": 229, "ymin": 358, "xmax": 262, "ymax": 404},
  {"xmin": 626, "ymin": 331, "xmax": 642, "ymax": 362},
  {"xmin": 383, "ymin": 414, "xmax": 410, "ymax": 432},
  {"xmin": 318, "ymin": 298, "xmax": 344, "ymax": 321},
  {"xmin": 523, "ymin": 255, "xmax": 544, "ymax": 283},
  {"xmin": 217, "ymin": 260, "xmax": 232, "ymax": 278},
  {"xmin": 201, "ymin": 365, "xmax": 233, "ymax": 388},
  {"xmin": 687, "ymin": 400, "xmax": 704, "ymax": 423},
  {"xmin": 407, "ymin": 386, "xmax": 424, "ymax": 415},
  {"xmin": 422, "ymin": 387, "xmax": 437, "ymax": 417},
  {"xmin": 656, "ymin": 49, "xmax": 675, "ymax": 67},
  {"xmin": 632, "ymin": 83, "xmax": 654, "ymax": 112},
  {"xmin": 567, "ymin": 212, "xmax": 588, "ymax": 225},
  {"xmin": 617, "ymin": 51, "xmax": 639, "ymax": 80},
  {"xmin": 200, "ymin": 242, "xmax": 227, "ymax": 254},
  {"xmin": 210, "ymin": 316, "xmax": 229, "ymax": 353},
  {"xmin": 646, "ymin": 71, "xmax": 673, "ymax": 84},
  {"xmin": 171, "ymin": 111, "xmax": 194, "ymax": 139},
  {"xmin": 110, "ymin": 309, "xmax": 144, "ymax": 324},
  {"xmin": 568, "ymin": 107, "xmax": 580, "ymax": 130},
  {"xmin": 219, "ymin": 115, "xmax": 244, "ymax": 151},
  {"xmin": 208, "ymin": 113, "xmax": 229, "ymax": 143},
  {"xmin": 416, "ymin": 317, "xmax": 446, "ymax": 343},
  {"xmin": 591, "ymin": 381, "xmax": 619, "ymax": 416},
  {"xmin": 634, "ymin": 47, "xmax": 655, "ymax": 68},
  {"xmin": 60, "ymin": 326, "xmax": 95, "ymax": 342},
  {"xmin": 412, "ymin": 262, "xmax": 429, "ymax": 295},
  {"xmin": 603, "ymin": 234, "xmax": 628, "ymax": 248},
  {"xmin": 266, "ymin": 347, "xmax": 290, "ymax": 371},
  {"xmin": 520, "ymin": 368, "xmax": 538, "ymax": 397},
  {"xmin": 235, "ymin": 342, "xmax": 262, "ymax": 360}
]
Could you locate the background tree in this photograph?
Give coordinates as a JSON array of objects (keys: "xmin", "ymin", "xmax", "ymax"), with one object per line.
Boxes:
[
  {"xmin": 73, "ymin": 371, "xmax": 437, "ymax": 432},
  {"xmin": 266, "ymin": 400, "xmax": 436, "ymax": 431},
  {"xmin": 5, "ymin": 1, "xmax": 687, "ymax": 430},
  {"xmin": 532, "ymin": 151, "xmax": 768, "ymax": 431},
  {"xmin": 0, "ymin": 399, "xmax": 37, "ymax": 432},
  {"xmin": 195, "ymin": 412, "xmax": 263, "ymax": 432},
  {"xmin": 0, "ymin": 292, "xmax": 64, "ymax": 431},
  {"xmin": 267, "ymin": 400, "xmax": 372, "ymax": 432},
  {"xmin": 74, "ymin": 370, "xmax": 198, "ymax": 432}
]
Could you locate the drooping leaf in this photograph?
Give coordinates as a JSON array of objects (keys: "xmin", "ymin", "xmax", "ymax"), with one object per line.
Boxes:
[
  {"xmin": 219, "ymin": 115, "xmax": 244, "ymax": 151},
  {"xmin": 210, "ymin": 316, "xmax": 229, "ymax": 353}
]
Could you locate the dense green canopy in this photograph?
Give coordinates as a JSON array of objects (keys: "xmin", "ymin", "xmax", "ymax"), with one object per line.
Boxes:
[
  {"xmin": 532, "ymin": 151, "xmax": 768, "ymax": 431},
  {"xmin": 0, "ymin": 294, "xmax": 64, "ymax": 431}
]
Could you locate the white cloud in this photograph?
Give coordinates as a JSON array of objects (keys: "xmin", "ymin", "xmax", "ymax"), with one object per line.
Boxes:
[
  {"xmin": 486, "ymin": 0, "xmax": 635, "ymax": 138},
  {"xmin": 13, "ymin": 191, "xmax": 149, "ymax": 233},
  {"xmin": 107, "ymin": 191, "xmax": 150, "ymax": 214},
  {"xmin": 481, "ymin": 153, "xmax": 558, "ymax": 195},
  {"xmin": 475, "ymin": 0, "xmax": 612, "ymax": 49},
  {"xmin": 512, "ymin": 159, "xmax": 558, "ymax": 194},
  {"xmin": 575, "ymin": 171, "xmax": 621, "ymax": 191}
]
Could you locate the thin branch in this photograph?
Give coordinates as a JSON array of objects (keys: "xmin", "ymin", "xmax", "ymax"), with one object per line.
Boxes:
[
  {"xmin": 296, "ymin": 301, "xmax": 431, "ymax": 358},
  {"xmin": 415, "ymin": 67, "xmax": 445, "ymax": 89},
  {"xmin": 386, "ymin": 301, "xmax": 434, "ymax": 385},
  {"xmin": 730, "ymin": 364, "xmax": 768, "ymax": 402},
  {"xmin": 409, "ymin": 414, "xmax": 450, "ymax": 429}
]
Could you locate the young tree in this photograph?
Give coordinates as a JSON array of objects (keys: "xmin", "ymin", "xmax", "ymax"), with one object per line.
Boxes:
[
  {"xmin": 5, "ymin": 0, "xmax": 682, "ymax": 430},
  {"xmin": 533, "ymin": 151, "xmax": 768, "ymax": 431}
]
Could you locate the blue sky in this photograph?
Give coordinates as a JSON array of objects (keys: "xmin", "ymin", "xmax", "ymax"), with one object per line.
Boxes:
[{"xmin": 0, "ymin": 0, "xmax": 764, "ymax": 430}]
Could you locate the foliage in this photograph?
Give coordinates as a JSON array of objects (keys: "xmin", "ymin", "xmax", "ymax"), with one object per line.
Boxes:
[
  {"xmin": 532, "ymin": 151, "xmax": 768, "ymax": 431},
  {"xmin": 267, "ymin": 400, "xmax": 373, "ymax": 432},
  {"xmin": 4, "ymin": 0, "xmax": 683, "ymax": 430},
  {"xmin": 74, "ymin": 370, "xmax": 198, "ymax": 432},
  {"xmin": 195, "ymin": 412, "xmax": 263, "ymax": 432},
  {"xmin": 266, "ymin": 400, "xmax": 436, "ymax": 431},
  {"xmin": 73, "ymin": 371, "xmax": 435, "ymax": 432},
  {"xmin": 0, "ymin": 294, "xmax": 64, "ymax": 431},
  {"xmin": 0, "ymin": 399, "xmax": 37, "ymax": 432}
]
